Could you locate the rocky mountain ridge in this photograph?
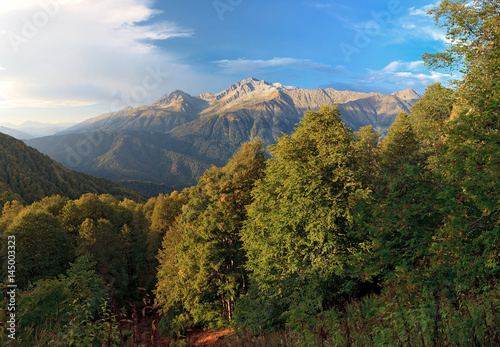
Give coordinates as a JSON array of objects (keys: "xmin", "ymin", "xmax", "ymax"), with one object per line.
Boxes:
[{"xmin": 61, "ymin": 77, "xmax": 420, "ymax": 137}]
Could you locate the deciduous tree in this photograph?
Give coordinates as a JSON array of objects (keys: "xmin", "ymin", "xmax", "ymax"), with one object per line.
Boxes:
[
  {"xmin": 241, "ymin": 106, "xmax": 364, "ymax": 327},
  {"xmin": 155, "ymin": 139, "xmax": 266, "ymax": 329}
]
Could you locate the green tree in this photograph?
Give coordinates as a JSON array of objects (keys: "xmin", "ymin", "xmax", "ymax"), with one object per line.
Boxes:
[
  {"xmin": 379, "ymin": 111, "xmax": 420, "ymax": 174},
  {"xmin": 154, "ymin": 219, "xmax": 188, "ymax": 336},
  {"xmin": 353, "ymin": 125, "xmax": 380, "ymax": 187},
  {"xmin": 75, "ymin": 194, "xmax": 113, "ymax": 221},
  {"xmin": 409, "ymin": 83, "xmax": 455, "ymax": 163},
  {"xmin": 30, "ymin": 195, "xmax": 69, "ymax": 217},
  {"xmin": 352, "ymin": 164, "xmax": 446, "ymax": 290},
  {"xmin": 60, "ymin": 200, "xmax": 85, "ymax": 238},
  {"xmin": 147, "ymin": 190, "xmax": 188, "ymax": 264},
  {"xmin": 77, "ymin": 218, "xmax": 128, "ymax": 298},
  {"xmin": 155, "ymin": 139, "xmax": 266, "ymax": 330},
  {"xmin": 423, "ymin": 0, "xmax": 500, "ymax": 93},
  {"xmin": 0, "ymin": 186, "xmax": 24, "ymax": 211},
  {"xmin": 2, "ymin": 210, "xmax": 74, "ymax": 288},
  {"xmin": 422, "ymin": 0, "xmax": 500, "ymax": 284},
  {"xmin": 0, "ymin": 200, "xmax": 24, "ymax": 233},
  {"xmin": 241, "ymin": 106, "xmax": 364, "ymax": 329},
  {"xmin": 118, "ymin": 198, "xmax": 150, "ymax": 290},
  {"xmin": 16, "ymin": 255, "xmax": 116, "ymax": 346},
  {"xmin": 70, "ymin": 194, "xmax": 151, "ymax": 305}
]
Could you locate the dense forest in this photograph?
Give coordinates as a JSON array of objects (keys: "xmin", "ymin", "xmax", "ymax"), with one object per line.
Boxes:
[
  {"xmin": 1, "ymin": 0, "xmax": 499, "ymax": 345},
  {"xmin": 0, "ymin": 132, "xmax": 141, "ymax": 206}
]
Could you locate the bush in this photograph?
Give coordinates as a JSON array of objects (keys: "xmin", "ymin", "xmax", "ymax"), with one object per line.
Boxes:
[{"xmin": 11, "ymin": 255, "xmax": 120, "ymax": 346}]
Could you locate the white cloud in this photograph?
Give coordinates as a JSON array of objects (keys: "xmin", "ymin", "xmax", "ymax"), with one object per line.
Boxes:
[
  {"xmin": 309, "ymin": 2, "xmax": 349, "ymax": 11},
  {"xmin": 214, "ymin": 57, "xmax": 343, "ymax": 74},
  {"xmin": 389, "ymin": 22, "xmax": 447, "ymax": 44},
  {"xmin": 402, "ymin": 24, "xmax": 416, "ymax": 29},
  {"xmin": 368, "ymin": 60, "xmax": 452, "ymax": 88},
  {"xmin": 0, "ymin": 0, "xmax": 199, "ymax": 111},
  {"xmin": 422, "ymin": 26, "xmax": 447, "ymax": 42},
  {"xmin": 383, "ymin": 60, "xmax": 424, "ymax": 73},
  {"xmin": 409, "ymin": 3, "xmax": 438, "ymax": 16}
]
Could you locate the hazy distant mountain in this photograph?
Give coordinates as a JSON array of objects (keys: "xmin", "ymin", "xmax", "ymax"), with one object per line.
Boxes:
[
  {"xmin": 0, "ymin": 126, "xmax": 33, "ymax": 140},
  {"xmin": 0, "ymin": 132, "xmax": 141, "ymax": 204},
  {"xmin": 1, "ymin": 121, "xmax": 76, "ymax": 138},
  {"xmin": 28, "ymin": 78, "xmax": 420, "ymax": 191}
]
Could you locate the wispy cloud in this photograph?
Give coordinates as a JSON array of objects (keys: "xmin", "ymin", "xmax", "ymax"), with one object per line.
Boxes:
[
  {"xmin": 308, "ymin": 2, "xmax": 350, "ymax": 11},
  {"xmin": 368, "ymin": 60, "xmax": 452, "ymax": 87},
  {"xmin": 383, "ymin": 60, "xmax": 424, "ymax": 72},
  {"xmin": 422, "ymin": 26, "xmax": 447, "ymax": 42},
  {"xmin": 409, "ymin": 2, "xmax": 439, "ymax": 16},
  {"xmin": 402, "ymin": 24, "xmax": 416, "ymax": 29},
  {"xmin": 214, "ymin": 57, "xmax": 344, "ymax": 74},
  {"xmin": 376, "ymin": 2, "xmax": 446, "ymax": 44},
  {"xmin": 396, "ymin": 22, "xmax": 447, "ymax": 44},
  {"xmin": 0, "ymin": 0, "xmax": 198, "ymax": 110}
]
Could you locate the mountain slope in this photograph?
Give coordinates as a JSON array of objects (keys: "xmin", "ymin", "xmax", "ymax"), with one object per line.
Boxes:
[
  {"xmin": 27, "ymin": 131, "xmax": 217, "ymax": 189},
  {"xmin": 0, "ymin": 127, "xmax": 33, "ymax": 140},
  {"xmin": 0, "ymin": 133, "xmax": 141, "ymax": 204},
  {"xmin": 61, "ymin": 90, "xmax": 206, "ymax": 134},
  {"xmin": 28, "ymin": 78, "xmax": 421, "ymax": 190}
]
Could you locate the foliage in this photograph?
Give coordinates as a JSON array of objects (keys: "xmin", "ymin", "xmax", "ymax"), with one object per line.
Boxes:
[
  {"xmin": 13, "ymin": 255, "xmax": 120, "ymax": 346},
  {"xmin": 378, "ymin": 111, "xmax": 421, "ymax": 174},
  {"xmin": 155, "ymin": 139, "xmax": 266, "ymax": 330},
  {"xmin": 69, "ymin": 194, "xmax": 150, "ymax": 305},
  {"xmin": 422, "ymin": 0, "xmax": 500, "ymax": 287},
  {"xmin": 423, "ymin": 0, "xmax": 500, "ymax": 81},
  {"xmin": 155, "ymin": 220, "xmax": 189, "ymax": 337},
  {"xmin": 0, "ymin": 200, "xmax": 24, "ymax": 233},
  {"xmin": 409, "ymin": 83, "xmax": 455, "ymax": 164},
  {"xmin": 147, "ymin": 190, "xmax": 189, "ymax": 266},
  {"xmin": 0, "ymin": 2, "xmax": 499, "ymax": 344},
  {"xmin": 319, "ymin": 285, "xmax": 500, "ymax": 346},
  {"xmin": 240, "ymin": 106, "xmax": 365, "ymax": 328},
  {"xmin": 352, "ymin": 125, "xmax": 380, "ymax": 187},
  {"xmin": 0, "ymin": 132, "xmax": 141, "ymax": 204},
  {"xmin": 1, "ymin": 210, "xmax": 74, "ymax": 288}
]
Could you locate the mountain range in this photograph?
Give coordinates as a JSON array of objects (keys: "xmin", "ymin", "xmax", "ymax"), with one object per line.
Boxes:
[
  {"xmin": 27, "ymin": 78, "xmax": 421, "ymax": 195},
  {"xmin": 0, "ymin": 121, "xmax": 76, "ymax": 139}
]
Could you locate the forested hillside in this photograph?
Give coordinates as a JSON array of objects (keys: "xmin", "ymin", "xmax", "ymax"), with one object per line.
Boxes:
[
  {"xmin": 0, "ymin": 133, "xmax": 141, "ymax": 206},
  {"xmin": 0, "ymin": 0, "xmax": 499, "ymax": 345}
]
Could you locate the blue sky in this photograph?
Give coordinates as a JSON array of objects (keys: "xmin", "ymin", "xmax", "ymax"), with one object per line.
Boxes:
[{"xmin": 0, "ymin": 0, "xmax": 453, "ymax": 124}]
